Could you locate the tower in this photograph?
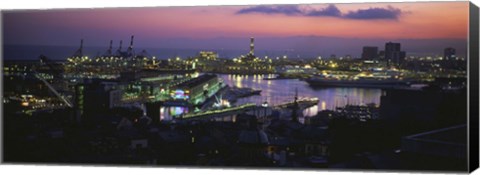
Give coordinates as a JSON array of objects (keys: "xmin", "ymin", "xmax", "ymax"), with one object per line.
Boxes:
[{"xmin": 249, "ymin": 37, "xmax": 255, "ymax": 56}]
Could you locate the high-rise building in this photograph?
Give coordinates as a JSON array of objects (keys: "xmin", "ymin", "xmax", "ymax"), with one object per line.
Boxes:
[
  {"xmin": 444, "ymin": 47, "xmax": 456, "ymax": 60},
  {"xmin": 384, "ymin": 42, "xmax": 406, "ymax": 65},
  {"xmin": 243, "ymin": 37, "xmax": 256, "ymax": 62},
  {"xmin": 361, "ymin": 46, "xmax": 379, "ymax": 60}
]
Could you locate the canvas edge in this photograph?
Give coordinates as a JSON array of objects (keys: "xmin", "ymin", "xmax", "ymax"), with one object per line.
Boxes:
[{"xmin": 468, "ymin": 1, "xmax": 480, "ymax": 173}]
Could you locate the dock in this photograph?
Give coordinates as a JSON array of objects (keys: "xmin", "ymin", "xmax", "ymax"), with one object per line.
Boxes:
[{"xmin": 178, "ymin": 103, "xmax": 257, "ymax": 121}]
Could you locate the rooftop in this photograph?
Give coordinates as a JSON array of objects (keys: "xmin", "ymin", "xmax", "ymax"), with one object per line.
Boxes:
[
  {"xmin": 404, "ymin": 124, "xmax": 466, "ymax": 145},
  {"xmin": 402, "ymin": 124, "xmax": 467, "ymax": 159},
  {"xmin": 176, "ymin": 74, "xmax": 218, "ymax": 89}
]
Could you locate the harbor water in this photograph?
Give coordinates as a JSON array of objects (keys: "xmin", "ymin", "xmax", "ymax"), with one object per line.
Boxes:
[{"xmin": 159, "ymin": 74, "xmax": 383, "ymax": 120}]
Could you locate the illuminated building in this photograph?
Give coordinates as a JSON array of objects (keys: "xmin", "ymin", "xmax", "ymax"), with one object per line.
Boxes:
[
  {"xmin": 138, "ymin": 75, "xmax": 176, "ymax": 100},
  {"xmin": 172, "ymin": 74, "xmax": 223, "ymax": 105},
  {"xmin": 191, "ymin": 51, "xmax": 220, "ymax": 72},
  {"xmin": 198, "ymin": 51, "xmax": 218, "ymax": 61},
  {"xmin": 120, "ymin": 70, "xmax": 174, "ymax": 82},
  {"xmin": 3, "ymin": 61, "xmax": 35, "ymax": 76},
  {"xmin": 74, "ymin": 84, "xmax": 85, "ymax": 123}
]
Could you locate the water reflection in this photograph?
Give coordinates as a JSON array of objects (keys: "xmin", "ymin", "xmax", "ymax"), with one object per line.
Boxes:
[
  {"xmin": 303, "ymin": 104, "xmax": 318, "ymax": 117},
  {"xmin": 158, "ymin": 74, "xmax": 383, "ymax": 121},
  {"xmin": 159, "ymin": 106, "xmax": 189, "ymax": 121},
  {"xmin": 219, "ymin": 74, "xmax": 382, "ymax": 117}
]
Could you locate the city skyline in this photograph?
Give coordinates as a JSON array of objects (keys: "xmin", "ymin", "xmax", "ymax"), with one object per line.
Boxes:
[
  {"xmin": 2, "ymin": 1, "xmax": 474, "ymax": 171},
  {"xmin": 2, "ymin": 2, "xmax": 469, "ymax": 58}
]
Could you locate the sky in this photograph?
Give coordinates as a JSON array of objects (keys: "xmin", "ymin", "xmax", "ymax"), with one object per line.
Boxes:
[{"xmin": 1, "ymin": 1, "xmax": 470, "ymax": 58}]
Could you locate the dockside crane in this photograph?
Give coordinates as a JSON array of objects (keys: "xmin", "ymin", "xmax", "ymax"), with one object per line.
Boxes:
[
  {"xmin": 104, "ymin": 40, "xmax": 113, "ymax": 57},
  {"xmin": 72, "ymin": 39, "xmax": 84, "ymax": 58},
  {"xmin": 126, "ymin": 35, "xmax": 135, "ymax": 58}
]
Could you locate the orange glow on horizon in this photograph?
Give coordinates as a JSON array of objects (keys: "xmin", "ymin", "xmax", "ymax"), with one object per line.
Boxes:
[{"xmin": 3, "ymin": 1, "xmax": 468, "ymax": 46}]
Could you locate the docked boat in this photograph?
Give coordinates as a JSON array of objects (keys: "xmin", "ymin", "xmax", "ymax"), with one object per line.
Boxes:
[
  {"xmin": 276, "ymin": 97, "xmax": 320, "ymax": 109},
  {"xmin": 306, "ymin": 71, "xmax": 412, "ymax": 89},
  {"xmin": 230, "ymin": 86, "xmax": 262, "ymax": 97}
]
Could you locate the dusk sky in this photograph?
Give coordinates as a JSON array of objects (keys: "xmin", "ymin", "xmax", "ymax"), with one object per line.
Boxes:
[{"xmin": 2, "ymin": 1, "xmax": 469, "ymax": 58}]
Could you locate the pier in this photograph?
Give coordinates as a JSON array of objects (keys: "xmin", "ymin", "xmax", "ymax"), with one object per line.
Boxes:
[
  {"xmin": 177, "ymin": 103, "xmax": 256, "ymax": 121},
  {"xmin": 176, "ymin": 97, "xmax": 319, "ymax": 122}
]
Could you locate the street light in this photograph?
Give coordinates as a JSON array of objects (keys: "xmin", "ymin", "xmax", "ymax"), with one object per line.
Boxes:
[
  {"xmin": 261, "ymin": 98, "xmax": 269, "ymax": 120},
  {"xmin": 261, "ymin": 100, "xmax": 269, "ymax": 107}
]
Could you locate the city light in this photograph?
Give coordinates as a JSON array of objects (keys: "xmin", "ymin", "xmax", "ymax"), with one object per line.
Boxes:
[
  {"xmin": 3, "ymin": 6, "xmax": 470, "ymax": 170},
  {"xmin": 21, "ymin": 102, "xmax": 29, "ymax": 107},
  {"xmin": 329, "ymin": 63, "xmax": 338, "ymax": 68}
]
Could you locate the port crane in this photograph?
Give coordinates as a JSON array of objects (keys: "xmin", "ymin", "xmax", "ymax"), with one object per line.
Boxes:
[
  {"xmin": 72, "ymin": 39, "xmax": 84, "ymax": 58},
  {"xmin": 104, "ymin": 40, "xmax": 113, "ymax": 57},
  {"xmin": 114, "ymin": 35, "xmax": 136, "ymax": 58},
  {"xmin": 126, "ymin": 35, "xmax": 135, "ymax": 58}
]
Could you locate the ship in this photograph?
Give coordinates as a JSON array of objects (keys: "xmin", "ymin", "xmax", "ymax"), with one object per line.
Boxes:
[
  {"xmin": 275, "ymin": 97, "xmax": 319, "ymax": 109},
  {"xmin": 230, "ymin": 86, "xmax": 262, "ymax": 98},
  {"xmin": 305, "ymin": 71, "xmax": 412, "ymax": 89}
]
